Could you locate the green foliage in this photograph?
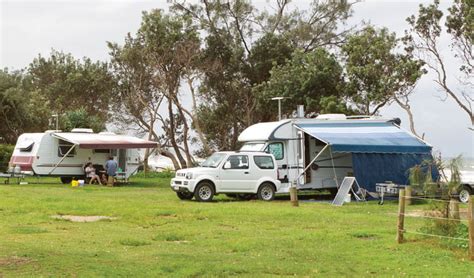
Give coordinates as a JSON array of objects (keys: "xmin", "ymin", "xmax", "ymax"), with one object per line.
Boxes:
[
  {"xmin": 0, "ymin": 69, "xmax": 49, "ymax": 143},
  {"xmin": 29, "ymin": 50, "xmax": 113, "ymax": 127},
  {"xmin": 178, "ymin": 0, "xmax": 356, "ymax": 151},
  {"xmin": 0, "ymin": 144, "xmax": 14, "ymax": 172},
  {"xmin": 342, "ymin": 25, "xmax": 425, "ymax": 115},
  {"xmin": 254, "ymin": 48, "xmax": 349, "ymax": 117},
  {"xmin": 133, "ymin": 170, "xmax": 175, "ymax": 179},
  {"xmin": 61, "ymin": 108, "xmax": 105, "ymax": 132}
]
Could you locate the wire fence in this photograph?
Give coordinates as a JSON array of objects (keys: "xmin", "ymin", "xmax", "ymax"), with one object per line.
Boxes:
[{"xmin": 396, "ymin": 188, "xmax": 474, "ymax": 261}]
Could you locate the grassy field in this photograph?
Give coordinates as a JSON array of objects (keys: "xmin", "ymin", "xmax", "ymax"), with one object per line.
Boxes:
[{"xmin": 0, "ymin": 176, "xmax": 472, "ymax": 277}]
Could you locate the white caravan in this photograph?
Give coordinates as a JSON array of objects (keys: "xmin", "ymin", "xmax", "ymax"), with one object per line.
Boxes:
[
  {"xmin": 238, "ymin": 114, "xmax": 431, "ymax": 194},
  {"xmin": 10, "ymin": 129, "xmax": 157, "ymax": 183}
]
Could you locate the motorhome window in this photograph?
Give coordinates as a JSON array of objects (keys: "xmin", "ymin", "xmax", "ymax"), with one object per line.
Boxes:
[
  {"xmin": 58, "ymin": 140, "xmax": 76, "ymax": 157},
  {"xmin": 265, "ymin": 142, "xmax": 284, "ymax": 160},
  {"xmin": 223, "ymin": 155, "xmax": 249, "ymax": 169},
  {"xmin": 253, "ymin": 156, "xmax": 274, "ymax": 169},
  {"xmin": 240, "ymin": 143, "xmax": 265, "ymax": 152},
  {"xmin": 94, "ymin": 149, "xmax": 110, "ymax": 153},
  {"xmin": 201, "ymin": 153, "xmax": 226, "ymax": 168}
]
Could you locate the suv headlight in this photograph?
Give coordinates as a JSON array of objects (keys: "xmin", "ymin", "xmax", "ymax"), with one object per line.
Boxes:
[{"xmin": 185, "ymin": 172, "xmax": 193, "ymax": 179}]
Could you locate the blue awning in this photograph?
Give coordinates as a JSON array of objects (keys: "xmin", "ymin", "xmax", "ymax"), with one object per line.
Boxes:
[{"xmin": 295, "ymin": 121, "xmax": 432, "ymax": 154}]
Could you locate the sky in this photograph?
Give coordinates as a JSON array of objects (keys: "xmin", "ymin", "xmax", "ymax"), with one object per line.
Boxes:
[{"xmin": 0, "ymin": 0, "xmax": 472, "ymax": 158}]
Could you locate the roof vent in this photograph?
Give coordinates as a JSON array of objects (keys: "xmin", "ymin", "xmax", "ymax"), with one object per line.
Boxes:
[
  {"xmin": 71, "ymin": 128, "xmax": 94, "ymax": 133},
  {"xmin": 316, "ymin": 114, "xmax": 347, "ymax": 120}
]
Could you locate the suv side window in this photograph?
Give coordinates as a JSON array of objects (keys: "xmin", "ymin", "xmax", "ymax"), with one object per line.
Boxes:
[
  {"xmin": 265, "ymin": 142, "xmax": 284, "ymax": 160},
  {"xmin": 223, "ymin": 155, "xmax": 249, "ymax": 169},
  {"xmin": 253, "ymin": 156, "xmax": 275, "ymax": 170}
]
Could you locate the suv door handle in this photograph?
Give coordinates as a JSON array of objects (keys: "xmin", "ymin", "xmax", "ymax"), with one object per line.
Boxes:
[{"xmin": 244, "ymin": 171, "xmax": 249, "ymax": 174}]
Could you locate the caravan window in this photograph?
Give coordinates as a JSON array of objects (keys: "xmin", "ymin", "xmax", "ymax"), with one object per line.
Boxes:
[
  {"xmin": 265, "ymin": 142, "xmax": 284, "ymax": 160},
  {"xmin": 19, "ymin": 142, "xmax": 34, "ymax": 152},
  {"xmin": 58, "ymin": 140, "xmax": 76, "ymax": 157},
  {"xmin": 94, "ymin": 149, "xmax": 110, "ymax": 154}
]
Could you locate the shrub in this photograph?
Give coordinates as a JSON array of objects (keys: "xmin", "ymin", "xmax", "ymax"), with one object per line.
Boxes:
[
  {"xmin": 134, "ymin": 169, "xmax": 175, "ymax": 179},
  {"xmin": 0, "ymin": 144, "xmax": 14, "ymax": 172}
]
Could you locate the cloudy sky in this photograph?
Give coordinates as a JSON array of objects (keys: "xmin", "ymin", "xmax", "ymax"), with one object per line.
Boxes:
[{"xmin": 1, "ymin": 0, "xmax": 472, "ymax": 158}]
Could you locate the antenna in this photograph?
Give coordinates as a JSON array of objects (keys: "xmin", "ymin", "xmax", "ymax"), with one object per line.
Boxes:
[{"xmin": 271, "ymin": 97, "xmax": 288, "ymax": 121}]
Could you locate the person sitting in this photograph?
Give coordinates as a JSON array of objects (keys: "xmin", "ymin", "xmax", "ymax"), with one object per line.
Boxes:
[{"xmin": 84, "ymin": 162, "xmax": 103, "ymax": 185}]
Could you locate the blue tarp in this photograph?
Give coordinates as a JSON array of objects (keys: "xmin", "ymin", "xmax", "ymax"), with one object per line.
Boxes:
[
  {"xmin": 296, "ymin": 121, "xmax": 431, "ymax": 153},
  {"xmin": 352, "ymin": 153, "xmax": 437, "ymax": 192}
]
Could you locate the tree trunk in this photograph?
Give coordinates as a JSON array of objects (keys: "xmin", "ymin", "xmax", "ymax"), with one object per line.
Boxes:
[
  {"xmin": 167, "ymin": 98, "xmax": 187, "ymax": 169},
  {"xmin": 394, "ymin": 96, "xmax": 420, "ymax": 138}
]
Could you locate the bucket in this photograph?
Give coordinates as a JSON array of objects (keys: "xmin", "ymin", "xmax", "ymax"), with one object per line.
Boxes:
[
  {"xmin": 344, "ymin": 194, "xmax": 351, "ymax": 203},
  {"xmin": 71, "ymin": 180, "xmax": 79, "ymax": 187}
]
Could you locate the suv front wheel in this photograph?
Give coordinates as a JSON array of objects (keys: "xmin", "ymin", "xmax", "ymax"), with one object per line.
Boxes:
[
  {"xmin": 257, "ymin": 183, "xmax": 275, "ymax": 201},
  {"xmin": 194, "ymin": 181, "xmax": 215, "ymax": 202}
]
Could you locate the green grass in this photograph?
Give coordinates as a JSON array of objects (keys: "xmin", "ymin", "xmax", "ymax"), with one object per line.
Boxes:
[{"xmin": 0, "ymin": 176, "xmax": 472, "ymax": 277}]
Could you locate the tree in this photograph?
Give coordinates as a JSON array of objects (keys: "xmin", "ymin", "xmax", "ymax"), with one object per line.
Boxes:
[
  {"xmin": 61, "ymin": 108, "xmax": 105, "ymax": 132},
  {"xmin": 254, "ymin": 48, "xmax": 350, "ymax": 118},
  {"xmin": 28, "ymin": 50, "xmax": 114, "ymax": 128},
  {"xmin": 0, "ymin": 69, "xmax": 49, "ymax": 144},
  {"xmin": 172, "ymin": 0, "xmax": 358, "ymax": 151},
  {"xmin": 342, "ymin": 26, "xmax": 426, "ymax": 135},
  {"xmin": 404, "ymin": 0, "xmax": 473, "ymax": 126},
  {"xmin": 109, "ymin": 10, "xmax": 202, "ymax": 169}
]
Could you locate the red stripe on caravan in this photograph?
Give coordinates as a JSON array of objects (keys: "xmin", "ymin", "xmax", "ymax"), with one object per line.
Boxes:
[{"xmin": 9, "ymin": 156, "xmax": 34, "ymax": 171}]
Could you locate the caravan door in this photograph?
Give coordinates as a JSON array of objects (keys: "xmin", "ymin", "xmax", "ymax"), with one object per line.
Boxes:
[{"xmin": 264, "ymin": 142, "xmax": 287, "ymax": 182}]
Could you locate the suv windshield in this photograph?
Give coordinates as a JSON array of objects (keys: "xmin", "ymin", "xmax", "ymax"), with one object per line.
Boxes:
[{"xmin": 201, "ymin": 153, "xmax": 227, "ymax": 168}]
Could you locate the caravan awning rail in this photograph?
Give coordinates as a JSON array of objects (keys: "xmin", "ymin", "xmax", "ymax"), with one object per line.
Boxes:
[
  {"xmin": 52, "ymin": 133, "xmax": 158, "ymax": 149},
  {"xmin": 295, "ymin": 122, "xmax": 431, "ymax": 154}
]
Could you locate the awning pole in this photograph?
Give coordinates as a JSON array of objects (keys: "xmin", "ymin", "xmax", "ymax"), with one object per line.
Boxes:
[
  {"xmin": 329, "ymin": 147, "xmax": 339, "ymax": 187},
  {"xmin": 293, "ymin": 144, "xmax": 329, "ymax": 185},
  {"xmin": 48, "ymin": 144, "xmax": 77, "ymax": 175}
]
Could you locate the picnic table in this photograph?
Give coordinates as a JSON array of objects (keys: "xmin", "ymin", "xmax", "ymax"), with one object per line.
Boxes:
[{"xmin": 0, "ymin": 172, "xmax": 26, "ymax": 184}]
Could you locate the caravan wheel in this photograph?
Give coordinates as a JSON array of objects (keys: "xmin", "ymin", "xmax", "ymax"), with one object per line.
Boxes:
[{"xmin": 60, "ymin": 177, "xmax": 72, "ymax": 184}]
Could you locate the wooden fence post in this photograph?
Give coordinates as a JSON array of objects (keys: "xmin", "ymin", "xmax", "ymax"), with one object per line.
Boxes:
[
  {"xmin": 449, "ymin": 198, "xmax": 460, "ymax": 220},
  {"xmin": 405, "ymin": 186, "xmax": 412, "ymax": 206},
  {"xmin": 397, "ymin": 189, "xmax": 406, "ymax": 244},
  {"xmin": 290, "ymin": 181, "xmax": 299, "ymax": 207},
  {"xmin": 468, "ymin": 195, "xmax": 474, "ymax": 261}
]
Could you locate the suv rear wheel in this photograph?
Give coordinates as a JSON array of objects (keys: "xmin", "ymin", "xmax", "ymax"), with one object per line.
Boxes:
[
  {"xmin": 257, "ymin": 183, "xmax": 275, "ymax": 201},
  {"xmin": 194, "ymin": 181, "xmax": 215, "ymax": 202},
  {"xmin": 458, "ymin": 185, "xmax": 472, "ymax": 204}
]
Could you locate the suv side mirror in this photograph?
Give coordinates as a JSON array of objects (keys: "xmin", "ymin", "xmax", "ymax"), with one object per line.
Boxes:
[{"xmin": 223, "ymin": 161, "xmax": 231, "ymax": 169}]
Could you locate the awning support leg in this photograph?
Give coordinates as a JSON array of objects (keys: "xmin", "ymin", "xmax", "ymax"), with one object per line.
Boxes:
[
  {"xmin": 293, "ymin": 144, "xmax": 329, "ymax": 186},
  {"xmin": 48, "ymin": 144, "xmax": 77, "ymax": 175}
]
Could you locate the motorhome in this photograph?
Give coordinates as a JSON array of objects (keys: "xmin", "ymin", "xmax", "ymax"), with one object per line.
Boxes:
[
  {"xmin": 10, "ymin": 129, "xmax": 157, "ymax": 183},
  {"xmin": 238, "ymin": 114, "xmax": 434, "ymax": 194}
]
